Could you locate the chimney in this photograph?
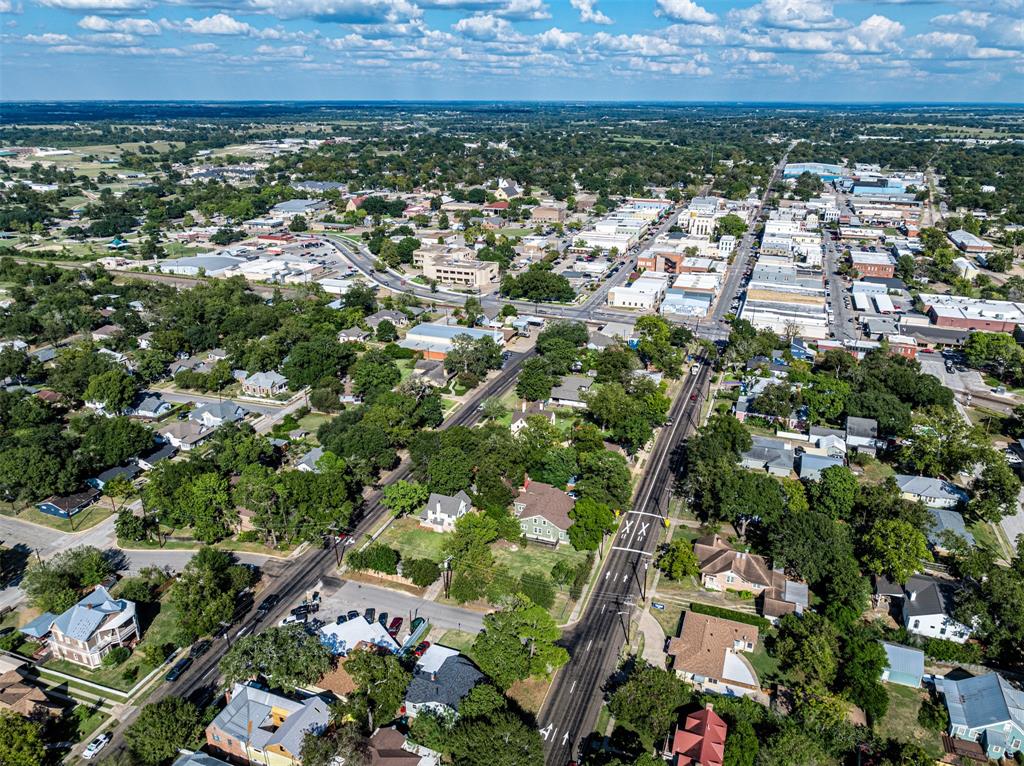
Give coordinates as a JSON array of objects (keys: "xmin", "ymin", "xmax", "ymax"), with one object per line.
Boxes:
[{"xmin": 908, "ymin": 590, "xmax": 917, "ymax": 601}]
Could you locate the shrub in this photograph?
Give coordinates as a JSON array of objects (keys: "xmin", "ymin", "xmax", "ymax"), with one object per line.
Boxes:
[
  {"xmin": 569, "ymin": 554, "xmax": 594, "ymax": 601},
  {"xmin": 103, "ymin": 646, "xmax": 131, "ymax": 667},
  {"xmin": 347, "ymin": 543, "xmax": 400, "ymax": 575},
  {"xmin": 403, "ymin": 558, "xmax": 441, "ymax": 587},
  {"xmin": 688, "ymin": 602, "xmax": 771, "ymax": 631},
  {"xmin": 923, "ymin": 638, "xmax": 983, "ymax": 664},
  {"xmin": 121, "ymin": 665, "xmax": 139, "ymax": 684},
  {"xmin": 918, "ymin": 694, "xmax": 950, "ymax": 732},
  {"xmin": 235, "ymin": 531, "xmax": 260, "ymax": 543}
]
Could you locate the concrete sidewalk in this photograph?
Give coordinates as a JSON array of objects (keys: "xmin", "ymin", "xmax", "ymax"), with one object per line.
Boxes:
[{"xmin": 637, "ymin": 608, "xmax": 667, "ymax": 668}]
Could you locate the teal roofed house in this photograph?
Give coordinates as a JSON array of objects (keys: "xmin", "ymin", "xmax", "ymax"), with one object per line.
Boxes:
[
  {"xmin": 20, "ymin": 585, "xmax": 139, "ymax": 668},
  {"xmin": 942, "ymin": 673, "xmax": 1024, "ymax": 760},
  {"xmin": 107, "ymin": 237, "xmax": 129, "ymax": 250}
]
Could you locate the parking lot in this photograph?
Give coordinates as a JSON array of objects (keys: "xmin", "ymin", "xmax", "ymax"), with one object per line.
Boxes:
[
  {"xmin": 310, "ymin": 579, "xmax": 487, "ymax": 637},
  {"xmin": 919, "ymin": 356, "xmax": 987, "ymax": 394}
]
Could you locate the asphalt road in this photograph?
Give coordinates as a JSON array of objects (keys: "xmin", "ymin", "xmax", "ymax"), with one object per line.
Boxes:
[
  {"xmin": 94, "ymin": 348, "xmax": 535, "ymax": 761},
  {"xmin": 538, "ymin": 360, "xmax": 714, "ymax": 765}
]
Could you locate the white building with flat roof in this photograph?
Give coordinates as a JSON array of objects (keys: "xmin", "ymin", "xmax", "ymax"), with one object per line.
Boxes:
[{"xmin": 607, "ymin": 272, "xmax": 670, "ymax": 310}]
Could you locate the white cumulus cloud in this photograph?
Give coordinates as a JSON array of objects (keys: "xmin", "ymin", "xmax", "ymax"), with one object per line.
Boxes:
[
  {"xmin": 78, "ymin": 15, "xmax": 160, "ymax": 35},
  {"xmin": 452, "ymin": 13, "xmax": 515, "ymax": 40},
  {"xmin": 655, "ymin": 0, "xmax": 716, "ymax": 25},
  {"xmin": 570, "ymin": 0, "xmax": 611, "ymax": 25}
]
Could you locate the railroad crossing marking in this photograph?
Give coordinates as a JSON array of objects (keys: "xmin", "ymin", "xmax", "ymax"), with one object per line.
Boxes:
[
  {"xmin": 637, "ymin": 521, "xmax": 650, "ymax": 539},
  {"xmin": 611, "ymin": 546, "xmax": 652, "ymax": 554},
  {"xmin": 628, "ymin": 510, "xmax": 667, "ymax": 519},
  {"xmin": 621, "ymin": 518, "xmax": 634, "ymax": 535}
]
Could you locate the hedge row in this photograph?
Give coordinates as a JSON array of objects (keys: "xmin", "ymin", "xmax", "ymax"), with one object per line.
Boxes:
[{"xmin": 688, "ymin": 602, "xmax": 771, "ymax": 631}]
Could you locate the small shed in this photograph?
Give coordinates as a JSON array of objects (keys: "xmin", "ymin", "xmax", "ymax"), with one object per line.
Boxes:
[{"xmin": 880, "ymin": 642, "xmax": 924, "ymax": 688}]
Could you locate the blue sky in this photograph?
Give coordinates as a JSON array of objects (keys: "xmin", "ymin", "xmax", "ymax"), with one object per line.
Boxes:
[{"xmin": 2, "ymin": 0, "xmax": 1023, "ymax": 101}]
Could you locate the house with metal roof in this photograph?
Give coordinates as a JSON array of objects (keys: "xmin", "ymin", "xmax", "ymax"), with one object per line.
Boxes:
[
  {"xmin": 190, "ymin": 401, "xmax": 248, "ymax": 428},
  {"xmin": 941, "ymin": 673, "xmax": 1024, "ymax": 759},
  {"xmin": 296, "ymin": 446, "xmax": 324, "ymax": 473},
  {"xmin": 398, "ymin": 322, "xmax": 505, "ymax": 361},
  {"xmin": 241, "ymin": 370, "xmax": 288, "ymax": 398},
  {"xmin": 172, "ymin": 754, "xmax": 231, "ymax": 766},
  {"xmin": 894, "ymin": 475, "xmax": 968, "ymax": 509},
  {"xmin": 798, "ymin": 453, "xmax": 845, "ymax": 481},
  {"xmin": 27, "ymin": 586, "xmax": 139, "ymax": 669},
  {"xmin": 547, "ymin": 374, "xmax": 594, "ymax": 410},
  {"xmin": 318, "ymin": 617, "xmax": 400, "ymax": 657},
  {"xmin": 404, "ymin": 645, "xmax": 483, "ymax": 719},
  {"xmin": 206, "ymin": 683, "xmax": 330, "ymax": 766},
  {"xmin": 926, "ymin": 508, "xmax": 975, "ymax": 554},
  {"xmin": 880, "ymin": 643, "xmax": 924, "ymax": 688},
  {"xmin": 740, "ymin": 436, "xmax": 794, "ymax": 477}
]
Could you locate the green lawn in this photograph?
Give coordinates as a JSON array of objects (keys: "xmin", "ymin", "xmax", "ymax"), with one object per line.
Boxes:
[
  {"xmin": 494, "ymin": 541, "xmax": 589, "ymax": 621},
  {"xmin": 857, "ymin": 456, "xmax": 895, "ymax": 484},
  {"xmin": 11, "ymin": 503, "xmax": 113, "ymax": 533},
  {"xmin": 378, "ymin": 516, "xmax": 449, "ymax": 561},
  {"xmin": 746, "ymin": 641, "xmax": 780, "ymax": 685},
  {"xmin": 437, "ymin": 629, "xmax": 477, "ymax": 655},
  {"xmin": 877, "ymin": 683, "xmax": 944, "ymax": 760}
]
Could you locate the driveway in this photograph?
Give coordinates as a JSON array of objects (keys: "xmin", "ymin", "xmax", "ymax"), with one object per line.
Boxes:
[
  {"xmin": 1000, "ymin": 488, "xmax": 1024, "ymax": 552},
  {"xmin": 316, "ymin": 579, "xmax": 487, "ymax": 635}
]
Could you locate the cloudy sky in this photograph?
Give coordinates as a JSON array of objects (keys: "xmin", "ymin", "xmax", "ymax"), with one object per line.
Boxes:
[{"xmin": 2, "ymin": 0, "xmax": 1023, "ymax": 102}]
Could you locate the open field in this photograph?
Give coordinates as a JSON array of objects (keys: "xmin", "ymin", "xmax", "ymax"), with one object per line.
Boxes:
[{"xmin": 877, "ymin": 683, "xmax": 944, "ymax": 760}]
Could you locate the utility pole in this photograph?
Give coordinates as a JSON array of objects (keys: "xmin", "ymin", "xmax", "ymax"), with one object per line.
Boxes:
[{"xmin": 442, "ymin": 556, "xmax": 453, "ymax": 600}]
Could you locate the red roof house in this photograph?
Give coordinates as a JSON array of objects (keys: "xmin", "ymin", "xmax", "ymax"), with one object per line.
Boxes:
[
  {"xmin": 483, "ymin": 200, "xmax": 509, "ymax": 210},
  {"xmin": 670, "ymin": 704, "xmax": 727, "ymax": 766}
]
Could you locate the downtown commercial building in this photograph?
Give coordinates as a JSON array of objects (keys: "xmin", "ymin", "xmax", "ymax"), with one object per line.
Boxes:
[{"xmin": 739, "ymin": 263, "xmax": 829, "ymax": 339}]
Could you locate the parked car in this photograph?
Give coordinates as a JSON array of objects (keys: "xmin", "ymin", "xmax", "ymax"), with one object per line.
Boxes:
[
  {"xmin": 189, "ymin": 640, "xmax": 211, "ymax": 659},
  {"xmin": 414, "ymin": 641, "xmax": 431, "ymax": 658},
  {"xmin": 166, "ymin": 657, "xmax": 193, "ymax": 682},
  {"xmin": 336, "ymin": 614, "xmax": 348, "ymax": 625},
  {"xmin": 82, "ymin": 733, "xmax": 112, "ymax": 760},
  {"xmin": 364, "ymin": 608, "xmax": 376, "ymax": 623},
  {"xmin": 256, "ymin": 594, "xmax": 280, "ymax": 617},
  {"xmin": 347, "ymin": 610, "xmax": 360, "ymax": 621},
  {"xmin": 387, "ymin": 617, "xmax": 403, "ymax": 636},
  {"xmin": 378, "ymin": 612, "xmax": 389, "ymax": 628}
]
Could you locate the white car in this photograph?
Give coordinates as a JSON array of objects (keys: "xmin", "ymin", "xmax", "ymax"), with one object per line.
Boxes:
[{"xmin": 82, "ymin": 733, "xmax": 112, "ymax": 760}]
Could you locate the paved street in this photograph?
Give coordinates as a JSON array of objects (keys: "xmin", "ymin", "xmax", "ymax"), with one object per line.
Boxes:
[
  {"xmin": 317, "ymin": 579, "xmax": 486, "ymax": 635},
  {"xmin": 145, "ymin": 389, "xmax": 289, "ymax": 416}
]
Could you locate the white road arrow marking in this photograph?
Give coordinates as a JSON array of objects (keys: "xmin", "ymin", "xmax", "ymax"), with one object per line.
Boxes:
[
  {"xmin": 562, "ymin": 732, "xmax": 570, "ymax": 746},
  {"xmin": 539, "ymin": 723, "xmax": 554, "ymax": 741}
]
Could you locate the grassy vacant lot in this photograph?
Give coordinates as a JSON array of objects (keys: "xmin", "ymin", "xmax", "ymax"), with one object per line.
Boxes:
[
  {"xmin": 494, "ymin": 540, "xmax": 590, "ymax": 621},
  {"xmin": 378, "ymin": 516, "xmax": 449, "ymax": 562},
  {"xmin": 877, "ymin": 683, "xmax": 944, "ymax": 760}
]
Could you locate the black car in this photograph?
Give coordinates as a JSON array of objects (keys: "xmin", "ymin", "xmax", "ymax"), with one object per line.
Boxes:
[
  {"xmin": 378, "ymin": 612, "xmax": 389, "ymax": 628},
  {"xmin": 166, "ymin": 657, "xmax": 192, "ymax": 682},
  {"xmin": 257, "ymin": 594, "xmax": 280, "ymax": 614},
  {"xmin": 364, "ymin": 607, "xmax": 375, "ymax": 623},
  {"xmin": 189, "ymin": 640, "xmax": 211, "ymax": 658},
  {"xmin": 336, "ymin": 614, "xmax": 348, "ymax": 625},
  {"xmin": 347, "ymin": 610, "xmax": 359, "ymax": 621}
]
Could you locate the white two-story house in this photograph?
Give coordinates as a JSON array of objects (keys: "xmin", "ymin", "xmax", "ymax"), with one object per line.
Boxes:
[{"xmin": 45, "ymin": 586, "xmax": 139, "ymax": 668}]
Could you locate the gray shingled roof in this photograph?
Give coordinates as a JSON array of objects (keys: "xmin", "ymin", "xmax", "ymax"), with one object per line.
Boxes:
[
  {"xmin": 905, "ymin": 574, "xmax": 959, "ymax": 618},
  {"xmin": 895, "ymin": 475, "xmax": 968, "ymax": 506},
  {"xmin": 405, "ymin": 655, "xmax": 483, "ymax": 710},
  {"xmin": 421, "ymin": 491, "xmax": 471, "ymax": 522}
]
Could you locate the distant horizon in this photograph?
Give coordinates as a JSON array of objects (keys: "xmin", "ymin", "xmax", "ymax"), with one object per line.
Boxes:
[
  {"xmin": 3, "ymin": 99, "xmax": 1024, "ymax": 107},
  {"xmin": 2, "ymin": 0, "xmax": 1021, "ymax": 103}
]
